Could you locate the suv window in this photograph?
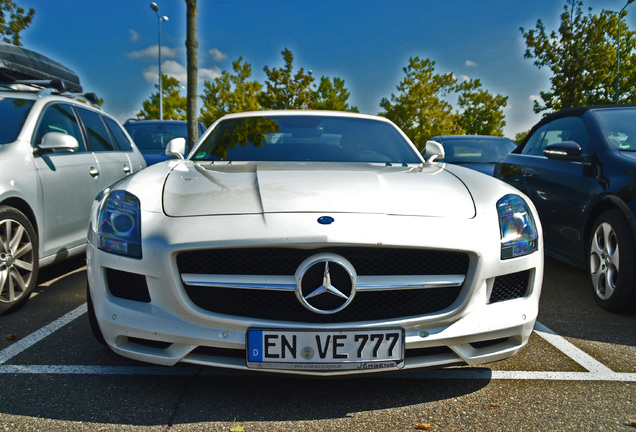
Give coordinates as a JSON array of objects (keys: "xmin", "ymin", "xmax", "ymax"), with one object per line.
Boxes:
[
  {"xmin": 104, "ymin": 116, "xmax": 133, "ymax": 151},
  {"xmin": 76, "ymin": 107, "xmax": 114, "ymax": 152},
  {"xmin": 34, "ymin": 103, "xmax": 85, "ymax": 151},
  {"xmin": 522, "ymin": 117, "xmax": 589, "ymax": 156},
  {"xmin": 0, "ymin": 97, "xmax": 34, "ymax": 144}
]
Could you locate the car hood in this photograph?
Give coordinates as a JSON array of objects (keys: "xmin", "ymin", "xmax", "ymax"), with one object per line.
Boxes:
[{"xmin": 162, "ymin": 161, "xmax": 476, "ymax": 218}]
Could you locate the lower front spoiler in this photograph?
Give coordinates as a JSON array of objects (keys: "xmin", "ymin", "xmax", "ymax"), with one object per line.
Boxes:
[{"xmin": 102, "ymin": 313, "xmax": 535, "ymax": 377}]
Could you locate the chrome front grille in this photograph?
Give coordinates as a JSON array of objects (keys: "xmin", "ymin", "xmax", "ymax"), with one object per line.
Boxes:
[{"xmin": 176, "ymin": 247, "xmax": 470, "ymax": 323}]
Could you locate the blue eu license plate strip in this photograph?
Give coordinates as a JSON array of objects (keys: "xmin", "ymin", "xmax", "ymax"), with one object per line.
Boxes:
[{"xmin": 246, "ymin": 328, "xmax": 404, "ymax": 371}]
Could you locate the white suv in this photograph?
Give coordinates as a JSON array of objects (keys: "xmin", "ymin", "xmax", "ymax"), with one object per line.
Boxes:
[{"xmin": 0, "ymin": 44, "xmax": 146, "ymax": 314}]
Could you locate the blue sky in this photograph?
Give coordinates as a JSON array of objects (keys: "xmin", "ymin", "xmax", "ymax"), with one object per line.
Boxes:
[{"xmin": 19, "ymin": 0, "xmax": 636, "ymax": 138}]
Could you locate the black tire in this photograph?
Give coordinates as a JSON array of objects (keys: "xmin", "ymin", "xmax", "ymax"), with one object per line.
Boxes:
[
  {"xmin": 0, "ymin": 206, "xmax": 39, "ymax": 315},
  {"xmin": 588, "ymin": 209, "xmax": 636, "ymax": 313},
  {"xmin": 87, "ymin": 281, "xmax": 107, "ymax": 345}
]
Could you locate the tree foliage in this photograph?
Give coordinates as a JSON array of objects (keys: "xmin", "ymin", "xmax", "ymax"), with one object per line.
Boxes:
[
  {"xmin": 521, "ymin": 0, "xmax": 636, "ymax": 113},
  {"xmin": 137, "ymin": 74, "xmax": 187, "ymax": 120},
  {"xmin": 310, "ymin": 76, "xmax": 359, "ymax": 112},
  {"xmin": 455, "ymin": 78, "xmax": 508, "ymax": 136},
  {"xmin": 260, "ymin": 48, "xmax": 315, "ymax": 110},
  {"xmin": 379, "ymin": 57, "xmax": 462, "ymax": 149},
  {"xmin": 0, "ymin": 0, "xmax": 34, "ymax": 46},
  {"xmin": 514, "ymin": 130, "xmax": 530, "ymax": 143},
  {"xmin": 200, "ymin": 57, "xmax": 262, "ymax": 127}
]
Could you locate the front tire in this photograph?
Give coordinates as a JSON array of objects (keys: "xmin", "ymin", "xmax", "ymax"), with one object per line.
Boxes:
[
  {"xmin": 588, "ymin": 209, "xmax": 636, "ymax": 313},
  {"xmin": 87, "ymin": 282, "xmax": 106, "ymax": 345},
  {"xmin": 0, "ymin": 206, "xmax": 38, "ymax": 315}
]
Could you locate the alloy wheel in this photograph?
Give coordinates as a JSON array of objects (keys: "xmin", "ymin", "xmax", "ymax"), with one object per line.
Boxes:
[
  {"xmin": 0, "ymin": 218, "xmax": 35, "ymax": 305},
  {"xmin": 589, "ymin": 221, "xmax": 619, "ymax": 301}
]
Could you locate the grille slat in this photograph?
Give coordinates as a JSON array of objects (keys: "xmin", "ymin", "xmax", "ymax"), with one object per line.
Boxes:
[{"xmin": 177, "ymin": 247, "xmax": 469, "ymax": 323}]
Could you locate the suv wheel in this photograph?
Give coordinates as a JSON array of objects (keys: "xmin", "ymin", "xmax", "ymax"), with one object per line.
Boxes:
[
  {"xmin": 588, "ymin": 209, "xmax": 636, "ymax": 313},
  {"xmin": 0, "ymin": 206, "xmax": 39, "ymax": 315}
]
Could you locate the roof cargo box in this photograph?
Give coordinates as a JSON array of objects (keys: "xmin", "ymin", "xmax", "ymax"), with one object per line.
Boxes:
[{"xmin": 0, "ymin": 43, "xmax": 82, "ymax": 93}]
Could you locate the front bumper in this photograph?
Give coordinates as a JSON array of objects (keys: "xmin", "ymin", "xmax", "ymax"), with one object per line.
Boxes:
[{"xmin": 87, "ymin": 211, "xmax": 543, "ymax": 376}]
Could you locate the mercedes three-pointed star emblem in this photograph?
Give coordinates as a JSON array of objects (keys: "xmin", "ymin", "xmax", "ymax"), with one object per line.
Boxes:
[{"xmin": 296, "ymin": 254, "xmax": 357, "ymax": 314}]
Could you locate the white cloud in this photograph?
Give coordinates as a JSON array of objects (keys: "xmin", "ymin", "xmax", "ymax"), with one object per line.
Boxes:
[
  {"xmin": 129, "ymin": 29, "xmax": 139, "ymax": 42},
  {"xmin": 458, "ymin": 74, "xmax": 470, "ymax": 82},
  {"xmin": 127, "ymin": 45, "xmax": 180, "ymax": 60},
  {"xmin": 142, "ymin": 61, "xmax": 222, "ymax": 84},
  {"xmin": 200, "ymin": 66, "xmax": 223, "ymax": 81},
  {"xmin": 209, "ymin": 48, "xmax": 228, "ymax": 62},
  {"xmin": 465, "ymin": 59, "xmax": 478, "ymax": 67},
  {"xmin": 529, "ymin": 94, "xmax": 542, "ymax": 103}
]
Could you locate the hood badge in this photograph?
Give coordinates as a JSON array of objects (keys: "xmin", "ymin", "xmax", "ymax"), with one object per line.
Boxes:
[{"xmin": 317, "ymin": 216, "xmax": 335, "ymax": 225}]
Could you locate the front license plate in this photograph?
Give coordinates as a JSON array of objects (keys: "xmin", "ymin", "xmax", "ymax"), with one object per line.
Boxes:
[{"xmin": 246, "ymin": 328, "xmax": 405, "ymax": 371}]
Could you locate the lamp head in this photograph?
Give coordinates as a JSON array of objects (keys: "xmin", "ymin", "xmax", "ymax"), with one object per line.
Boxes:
[{"xmin": 150, "ymin": 2, "xmax": 158, "ymax": 12}]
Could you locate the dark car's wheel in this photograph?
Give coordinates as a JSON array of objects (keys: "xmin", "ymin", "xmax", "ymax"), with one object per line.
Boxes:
[
  {"xmin": 0, "ymin": 206, "xmax": 39, "ymax": 315},
  {"xmin": 588, "ymin": 209, "xmax": 636, "ymax": 313},
  {"xmin": 87, "ymin": 282, "xmax": 107, "ymax": 345}
]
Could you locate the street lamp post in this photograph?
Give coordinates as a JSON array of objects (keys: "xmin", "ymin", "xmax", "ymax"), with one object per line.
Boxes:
[
  {"xmin": 616, "ymin": 0, "xmax": 634, "ymax": 104},
  {"xmin": 150, "ymin": 2, "xmax": 169, "ymax": 120}
]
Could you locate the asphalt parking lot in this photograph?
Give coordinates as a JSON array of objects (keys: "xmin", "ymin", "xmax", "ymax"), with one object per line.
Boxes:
[{"xmin": 1, "ymin": 256, "xmax": 635, "ymax": 431}]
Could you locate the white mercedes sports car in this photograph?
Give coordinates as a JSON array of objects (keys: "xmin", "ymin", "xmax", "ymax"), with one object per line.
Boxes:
[{"xmin": 86, "ymin": 111, "xmax": 543, "ymax": 375}]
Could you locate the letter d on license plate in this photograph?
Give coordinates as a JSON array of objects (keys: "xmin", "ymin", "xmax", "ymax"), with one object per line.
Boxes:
[{"xmin": 246, "ymin": 328, "xmax": 404, "ymax": 371}]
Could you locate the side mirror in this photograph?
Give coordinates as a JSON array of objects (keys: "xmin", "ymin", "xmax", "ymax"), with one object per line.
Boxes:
[
  {"xmin": 165, "ymin": 137, "xmax": 186, "ymax": 159},
  {"xmin": 424, "ymin": 140, "xmax": 445, "ymax": 162},
  {"xmin": 543, "ymin": 141, "xmax": 582, "ymax": 162},
  {"xmin": 38, "ymin": 132, "xmax": 79, "ymax": 153}
]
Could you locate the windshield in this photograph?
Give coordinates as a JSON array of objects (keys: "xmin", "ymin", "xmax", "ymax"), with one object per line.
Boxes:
[
  {"xmin": 596, "ymin": 108, "xmax": 636, "ymax": 151},
  {"xmin": 440, "ymin": 138, "xmax": 517, "ymax": 163},
  {"xmin": 124, "ymin": 122, "xmax": 189, "ymax": 150},
  {"xmin": 191, "ymin": 115, "xmax": 422, "ymax": 164},
  {"xmin": 0, "ymin": 97, "xmax": 34, "ymax": 144}
]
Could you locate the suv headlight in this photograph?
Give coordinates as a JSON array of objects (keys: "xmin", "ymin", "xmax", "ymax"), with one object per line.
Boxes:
[
  {"xmin": 97, "ymin": 190, "xmax": 141, "ymax": 258},
  {"xmin": 497, "ymin": 194, "xmax": 538, "ymax": 259}
]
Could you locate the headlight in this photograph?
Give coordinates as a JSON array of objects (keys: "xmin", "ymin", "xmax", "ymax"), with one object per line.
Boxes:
[
  {"xmin": 97, "ymin": 190, "xmax": 141, "ymax": 258},
  {"xmin": 497, "ymin": 194, "xmax": 538, "ymax": 260}
]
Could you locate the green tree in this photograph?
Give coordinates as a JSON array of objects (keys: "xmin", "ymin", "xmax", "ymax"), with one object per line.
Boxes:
[
  {"xmin": 514, "ymin": 130, "xmax": 530, "ymax": 143},
  {"xmin": 455, "ymin": 79, "xmax": 508, "ymax": 136},
  {"xmin": 137, "ymin": 74, "xmax": 187, "ymax": 120},
  {"xmin": 379, "ymin": 57, "xmax": 462, "ymax": 149},
  {"xmin": 200, "ymin": 57, "xmax": 263, "ymax": 127},
  {"xmin": 0, "ymin": 0, "xmax": 34, "ymax": 46},
  {"xmin": 310, "ymin": 76, "xmax": 359, "ymax": 112},
  {"xmin": 260, "ymin": 48, "xmax": 314, "ymax": 110},
  {"xmin": 521, "ymin": 0, "xmax": 636, "ymax": 113}
]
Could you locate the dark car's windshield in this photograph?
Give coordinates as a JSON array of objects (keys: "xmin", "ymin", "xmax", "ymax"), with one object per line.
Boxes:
[
  {"xmin": 0, "ymin": 97, "xmax": 34, "ymax": 144},
  {"xmin": 191, "ymin": 115, "xmax": 422, "ymax": 164},
  {"xmin": 440, "ymin": 138, "xmax": 517, "ymax": 163},
  {"xmin": 596, "ymin": 108, "xmax": 636, "ymax": 151},
  {"xmin": 124, "ymin": 122, "xmax": 189, "ymax": 150}
]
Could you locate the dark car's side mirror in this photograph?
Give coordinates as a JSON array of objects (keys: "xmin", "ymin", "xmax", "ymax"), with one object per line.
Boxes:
[{"xmin": 543, "ymin": 141, "xmax": 582, "ymax": 162}]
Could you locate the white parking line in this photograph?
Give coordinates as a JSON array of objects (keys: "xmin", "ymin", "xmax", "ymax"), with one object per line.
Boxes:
[
  {"xmin": 533, "ymin": 322, "xmax": 614, "ymax": 374},
  {"xmin": 1, "ymin": 308, "xmax": 634, "ymax": 381},
  {"xmin": 0, "ymin": 303, "xmax": 87, "ymax": 365}
]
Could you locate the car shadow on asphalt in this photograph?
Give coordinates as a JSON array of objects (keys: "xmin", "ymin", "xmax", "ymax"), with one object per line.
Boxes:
[{"xmin": 1, "ymin": 371, "xmax": 490, "ymax": 425}]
